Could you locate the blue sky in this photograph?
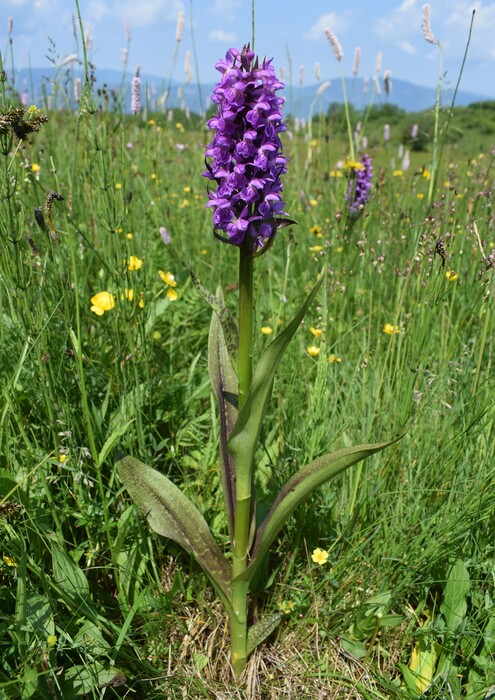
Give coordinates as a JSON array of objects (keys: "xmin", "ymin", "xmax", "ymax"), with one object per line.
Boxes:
[{"xmin": 1, "ymin": 0, "xmax": 494, "ymax": 98}]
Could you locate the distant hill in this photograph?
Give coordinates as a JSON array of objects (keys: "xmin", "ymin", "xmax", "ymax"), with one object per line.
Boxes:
[{"xmin": 7, "ymin": 66, "xmax": 491, "ymax": 116}]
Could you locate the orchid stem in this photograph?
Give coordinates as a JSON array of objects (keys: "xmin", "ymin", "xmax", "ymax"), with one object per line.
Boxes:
[
  {"xmin": 238, "ymin": 243, "xmax": 253, "ymax": 410},
  {"xmin": 230, "ymin": 242, "xmax": 254, "ymax": 677}
]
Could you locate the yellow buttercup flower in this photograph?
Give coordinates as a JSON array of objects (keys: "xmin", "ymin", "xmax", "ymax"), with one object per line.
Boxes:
[
  {"xmin": 445, "ymin": 270, "xmax": 458, "ymax": 282},
  {"xmin": 159, "ymin": 270, "xmax": 176, "ymax": 287},
  {"xmin": 90, "ymin": 291, "xmax": 115, "ymax": 316},
  {"xmin": 261, "ymin": 326, "xmax": 273, "ymax": 335},
  {"xmin": 392, "ymin": 169, "xmax": 403, "ymax": 177},
  {"xmin": 311, "ymin": 548, "xmax": 329, "ymax": 565},
  {"xmin": 310, "ymin": 327, "xmax": 322, "ymax": 337},
  {"xmin": 31, "ymin": 163, "xmax": 41, "ymax": 173},
  {"xmin": 309, "ymin": 245, "xmax": 323, "ymax": 252},
  {"xmin": 307, "ymin": 345, "xmax": 320, "ymax": 357},
  {"xmin": 47, "ymin": 635, "xmax": 58, "ymax": 647},
  {"xmin": 127, "ymin": 255, "xmax": 143, "ymax": 271},
  {"xmin": 383, "ymin": 323, "xmax": 400, "ymax": 335},
  {"xmin": 329, "ymin": 353, "xmax": 342, "ymax": 363},
  {"xmin": 345, "ymin": 159, "xmax": 365, "ymax": 171},
  {"xmin": 309, "ymin": 224, "xmax": 322, "ymax": 236},
  {"xmin": 159, "ymin": 270, "xmax": 178, "ymax": 301},
  {"xmin": 3, "ymin": 555, "xmax": 18, "ymax": 568}
]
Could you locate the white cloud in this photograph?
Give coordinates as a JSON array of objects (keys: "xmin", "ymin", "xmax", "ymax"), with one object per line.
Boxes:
[
  {"xmin": 88, "ymin": 1, "xmax": 110, "ymax": 22},
  {"xmin": 209, "ymin": 0, "xmax": 241, "ymax": 22},
  {"xmin": 209, "ymin": 29, "xmax": 237, "ymax": 43},
  {"xmin": 304, "ymin": 12, "xmax": 348, "ymax": 41},
  {"xmin": 399, "ymin": 40, "xmax": 416, "ymax": 54},
  {"xmin": 115, "ymin": 0, "xmax": 183, "ymax": 28}
]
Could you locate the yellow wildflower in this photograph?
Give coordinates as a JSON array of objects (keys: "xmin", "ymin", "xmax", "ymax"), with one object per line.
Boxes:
[
  {"xmin": 3, "ymin": 555, "xmax": 18, "ymax": 567},
  {"xmin": 422, "ymin": 169, "xmax": 431, "ymax": 180},
  {"xmin": 311, "ymin": 548, "xmax": 329, "ymax": 565},
  {"xmin": 150, "ymin": 173, "xmax": 157, "ymax": 180},
  {"xmin": 183, "ymin": 186, "xmax": 191, "ymax": 193},
  {"xmin": 159, "ymin": 270, "xmax": 176, "ymax": 287},
  {"xmin": 329, "ymin": 169, "xmax": 343, "ymax": 178},
  {"xmin": 121, "ymin": 288, "xmax": 134, "ymax": 301},
  {"xmin": 261, "ymin": 326, "xmax": 273, "ymax": 335},
  {"xmin": 58, "ymin": 454, "xmax": 68, "ymax": 463},
  {"xmin": 127, "ymin": 255, "xmax": 143, "ymax": 271},
  {"xmin": 148, "ymin": 119, "xmax": 155, "ymax": 126},
  {"xmin": 310, "ymin": 327, "xmax": 322, "ymax": 337},
  {"xmin": 307, "ymin": 345, "xmax": 320, "ymax": 357},
  {"xmin": 279, "ymin": 600, "xmax": 296, "ymax": 615},
  {"xmin": 392, "ymin": 169, "xmax": 403, "ymax": 177},
  {"xmin": 345, "ymin": 159, "xmax": 365, "ymax": 171},
  {"xmin": 309, "ymin": 224, "xmax": 322, "ymax": 236},
  {"xmin": 31, "ymin": 163, "xmax": 41, "ymax": 173},
  {"xmin": 383, "ymin": 323, "xmax": 400, "ymax": 335},
  {"xmin": 115, "ymin": 182, "xmax": 122, "ymax": 190},
  {"xmin": 445, "ymin": 270, "xmax": 458, "ymax": 282},
  {"xmin": 329, "ymin": 353, "xmax": 342, "ymax": 363},
  {"xmin": 309, "ymin": 198, "xmax": 318, "ymax": 207},
  {"xmin": 179, "ymin": 198, "xmax": 190, "ymax": 208},
  {"xmin": 47, "ymin": 635, "xmax": 58, "ymax": 647},
  {"xmin": 416, "ymin": 193, "xmax": 425, "ymax": 199},
  {"xmin": 90, "ymin": 291, "xmax": 115, "ymax": 316},
  {"xmin": 176, "ymin": 122, "xmax": 185, "ymax": 132},
  {"xmin": 152, "ymin": 331, "xmax": 161, "ymax": 340},
  {"xmin": 309, "ymin": 245, "xmax": 323, "ymax": 252}
]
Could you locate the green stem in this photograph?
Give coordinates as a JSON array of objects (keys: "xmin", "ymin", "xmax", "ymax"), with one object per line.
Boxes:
[
  {"xmin": 230, "ymin": 241, "xmax": 254, "ymax": 676},
  {"xmin": 238, "ymin": 243, "xmax": 253, "ymax": 410}
]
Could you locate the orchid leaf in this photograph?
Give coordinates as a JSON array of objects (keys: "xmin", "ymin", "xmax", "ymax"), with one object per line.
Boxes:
[
  {"xmin": 246, "ymin": 612, "xmax": 284, "ymax": 655},
  {"xmin": 234, "ymin": 439, "xmax": 399, "ymax": 583},
  {"xmin": 228, "ymin": 274, "xmax": 323, "ymax": 480},
  {"xmin": 208, "ymin": 300, "xmax": 238, "ymax": 539},
  {"xmin": 190, "ymin": 269, "xmax": 238, "ymax": 364},
  {"xmin": 117, "ymin": 456, "xmax": 232, "ymax": 607}
]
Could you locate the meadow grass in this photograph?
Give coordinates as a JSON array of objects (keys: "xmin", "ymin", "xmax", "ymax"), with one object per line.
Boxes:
[{"xmin": 0, "ymin": 66, "xmax": 495, "ymax": 699}]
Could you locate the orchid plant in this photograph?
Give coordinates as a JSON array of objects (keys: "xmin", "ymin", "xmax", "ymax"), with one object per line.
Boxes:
[{"xmin": 117, "ymin": 45, "xmax": 395, "ymax": 678}]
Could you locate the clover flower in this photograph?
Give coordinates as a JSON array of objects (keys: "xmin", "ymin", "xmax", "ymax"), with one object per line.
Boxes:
[
  {"xmin": 347, "ymin": 153, "xmax": 373, "ymax": 215},
  {"xmin": 203, "ymin": 44, "xmax": 289, "ymax": 251}
]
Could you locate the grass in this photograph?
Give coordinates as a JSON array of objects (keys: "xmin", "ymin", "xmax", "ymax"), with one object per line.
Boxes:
[{"xmin": 1, "ymin": 53, "xmax": 495, "ymax": 699}]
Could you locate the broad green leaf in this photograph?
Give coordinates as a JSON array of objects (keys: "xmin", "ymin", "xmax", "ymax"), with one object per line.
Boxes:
[
  {"xmin": 117, "ymin": 456, "xmax": 232, "ymax": 608},
  {"xmin": 208, "ymin": 303, "xmax": 238, "ymax": 539},
  {"xmin": 440, "ymin": 559, "xmax": 470, "ymax": 632},
  {"xmin": 51, "ymin": 543, "xmax": 90, "ymax": 602},
  {"xmin": 191, "ymin": 269, "xmax": 239, "ymax": 363},
  {"xmin": 228, "ymin": 275, "xmax": 323, "ymax": 490},
  {"xmin": 341, "ymin": 636, "xmax": 367, "ymax": 660},
  {"xmin": 236, "ymin": 439, "xmax": 398, "ymax": 583},
  {"xmin": 406, "ymin": 639, "xmax": 441, "ymax": 693},
  {"xmin": 246, "ymin": 612, "xmax": 283, "ymax": 655}
]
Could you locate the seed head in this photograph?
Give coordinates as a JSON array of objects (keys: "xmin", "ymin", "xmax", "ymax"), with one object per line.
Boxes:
[{"xmin": 324, "ymin": 28, "xmax": 343, "ymax": 62}]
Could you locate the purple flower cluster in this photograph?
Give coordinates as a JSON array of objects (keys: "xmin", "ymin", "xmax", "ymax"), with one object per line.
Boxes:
[
  {"xmin": 203, "ymin": 45, "xmax": 288, "ymax": 249},
  {"xmin": 347, "ymin": 154, "xmax": 373, "ymax": 215}
]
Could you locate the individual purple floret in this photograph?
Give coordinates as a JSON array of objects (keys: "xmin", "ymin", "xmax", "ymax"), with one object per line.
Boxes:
[
  {"xmin": 203, "ymin": 45, "xmax": 289, "ymax": 250},
  {"xmin": 347, "ymin": 154, "xmax": 373, "ymax": 215}
]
